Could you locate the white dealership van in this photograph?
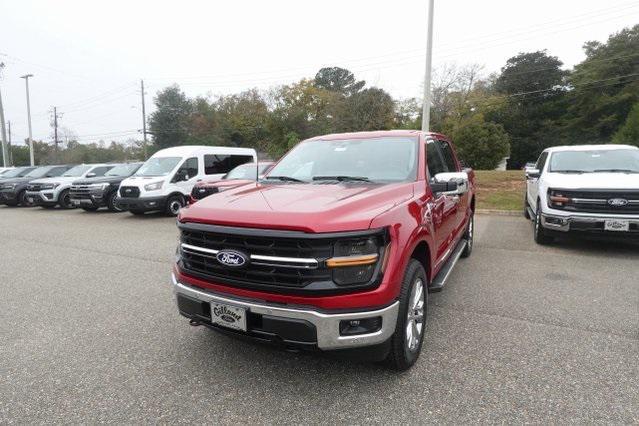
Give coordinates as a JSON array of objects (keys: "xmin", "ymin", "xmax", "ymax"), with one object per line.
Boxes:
[{"xmin": 117, "ymin": 145, "xmax": 257, "ymax": 216}]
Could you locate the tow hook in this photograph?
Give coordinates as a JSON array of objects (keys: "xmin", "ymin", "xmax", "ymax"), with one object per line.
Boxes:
[{"xmin": 189, "ymin": 319, "xmax": 202, "ymax": 327}]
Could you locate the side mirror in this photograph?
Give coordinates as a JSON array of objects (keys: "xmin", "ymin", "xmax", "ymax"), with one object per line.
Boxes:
[
  {"xmin": 526, "ymin": 169, "xmax": 541, "ymax": 179},
  {"xmin": 431, "ymin": 172, "xmax": 469, "ymax": 195},
  {"xmin": 86, "ymin": 172, "xmax": 96, "ymax": 178}
]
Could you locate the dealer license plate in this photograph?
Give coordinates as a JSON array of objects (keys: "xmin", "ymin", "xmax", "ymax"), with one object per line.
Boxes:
[
  {"xmin": 210, "ymin": 302, "xmax": 247, "ymax": 331},
  {"xmin": 604, "ymin": 220, "xmax": 630, "ymax": 232}
]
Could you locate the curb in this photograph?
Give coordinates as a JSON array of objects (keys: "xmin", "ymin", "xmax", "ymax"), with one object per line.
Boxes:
[{"xmin": 476, "ymin": 209, "xmax": 522, "ymax": 217}]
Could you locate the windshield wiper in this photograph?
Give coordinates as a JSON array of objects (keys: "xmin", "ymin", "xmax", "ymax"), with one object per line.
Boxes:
[
  {"xmin": 592, "ymin": 169, "xmax": 639, "ymax": 173},
  {"xmin": 553, "ymin": 170, "xmax": 589, "ymax": 174},
  {"xmin": 312, "ymin": 175, "xmax": 372, "ymax": 182},
  {"xmin": 264, "ymin": 175, "xmax": 305, "ymax": 183}
]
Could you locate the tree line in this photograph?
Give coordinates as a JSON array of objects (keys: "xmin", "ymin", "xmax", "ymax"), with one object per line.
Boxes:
[{"xmin": 6, "ymin": 24, "xmax": 638, "ymax": 170}]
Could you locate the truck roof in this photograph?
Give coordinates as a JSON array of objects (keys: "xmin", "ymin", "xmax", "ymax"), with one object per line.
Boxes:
[
  {"xmin": 150, "ymin": 145, "xmax": 257, "ymax": 158},
  {"xmin": 544, "ymin": 144, "xmax": 638, "ymax": 153},
  {"xmin": 305, "ymin": 130, "xmax": 450, "ymax": 142}
]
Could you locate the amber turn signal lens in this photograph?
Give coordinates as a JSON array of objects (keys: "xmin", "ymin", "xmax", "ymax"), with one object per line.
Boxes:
[{"xmin": 326, "ymin": 254, "xmax": 379, "ymax": 268}]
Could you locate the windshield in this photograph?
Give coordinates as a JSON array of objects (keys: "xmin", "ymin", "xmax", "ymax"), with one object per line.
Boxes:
[
  {"xmin": 105, "ymin": 163, "xmax": 141, "ymax": 177},
  {"xmin": 549, "ymin": 149, "xmax": 639, "ymax": 173},
  {"xmin": 62, "ymin": 165, "xmax": 92, "ymax": 177},
  {"xmin": 224, "ymin": 163, "xmax": 267, "ymax": 180},
  {"xmin": 3, "ymin": 167, "xmax": 36, "ymax": 178},
  {"xmin": 135, "ymin": 157, "xmax": 181, "ymax": 177},
  {"xmin": 265, "ymin": 137, "xmax": 419, "ymax": 183},
  {"xmin": 24, "ymin": 167, "xmax": 54, "ymax": 178}
]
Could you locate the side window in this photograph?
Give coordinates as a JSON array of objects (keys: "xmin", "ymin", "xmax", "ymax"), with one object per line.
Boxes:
[
  {"xmin": 426, "ymin": 141, "xmax": 448, "ymax": 179},
  {"xmin": 89, "ymin": 166, "xmax": 112, "ymax": 177},
  {"xmin": 178, "ymin": 157, "xmax": 198, "ymax": 179},
  {"xmin": 46, "ymin": 167, "xmax": 68, "ymax": 177},
  {"xmin": 536, "ymin": 152, "xmax": 548, "ymax": 172},
  {"xmin": 204, "ymin": 154, "xmax": 254, "ymax": 175},
  {"xmin": 436, "ymin": 140, "xmax": 458, "ymax": 172}
]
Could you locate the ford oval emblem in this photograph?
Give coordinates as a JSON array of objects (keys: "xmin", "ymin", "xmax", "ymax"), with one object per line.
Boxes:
[
  {"xmin": 216, "ymin": 250, "xmax": 248, "ymax": 267},
  {"xmin": 607, "ymin": 198, "xmax": 629, "ymax": 207}
]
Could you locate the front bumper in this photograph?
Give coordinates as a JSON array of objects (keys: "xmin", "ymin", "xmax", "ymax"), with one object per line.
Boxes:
[
  {"xmin": 70, "ymin": 190, "xmax": 107, "ymax": 208},
  {"xmin": 0, "ymin": 189, "xmax": 18, "ymax": 203},
  {"xmin": 116, "ymin": 195, "xmax": 166, "ymax": 212},
  {"xmin": 25, "ymin": 190, "xmax": 57, "ymax": 206},
  {"xmin": 541, "ymin": 213, "xmax": 639, "ymax": 235},
  {"xmin": 172, "ymin": 274, "xmax": 399, "ymax": 351}
]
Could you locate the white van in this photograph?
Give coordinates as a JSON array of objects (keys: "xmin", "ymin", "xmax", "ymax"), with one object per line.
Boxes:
[{"xmin": 117, "ymin": 145, "xmax": 257, "ymax": 216}]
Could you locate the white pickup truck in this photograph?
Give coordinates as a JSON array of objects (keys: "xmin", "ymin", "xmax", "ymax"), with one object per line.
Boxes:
[{"xmin": 525, "ymin": 144, "xmax": 639, "ymax": 244}]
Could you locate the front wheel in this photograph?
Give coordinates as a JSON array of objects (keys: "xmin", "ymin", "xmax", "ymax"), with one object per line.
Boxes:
[
  {"xmin": 107, "ymin": 192, "xmax": 123, "ymax": 212},
  {"xmin": 165, "ymin": 195, "xmax": 184, "ymax": 217},
  {"xmin": 460, "ymin": 213, "xmax": 474, "ymax": 258},
  {"xmin": 385, "ymin": 259, "xmax": 427, "ymax": 371},
  {"xmin": 534, "ymin": 203, "xmax": 553, "ymax": 245},
  {"xmin": 18, "ymin": 190, "xmax": 33, "ymax": 207},
  {"xmin": 58, "ymin": 190, "xmax": 74, "ymax": 209}
]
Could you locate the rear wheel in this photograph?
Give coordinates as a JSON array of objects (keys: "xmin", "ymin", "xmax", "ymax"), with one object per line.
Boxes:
[
  {"xmin": 534, "ymin": 202, "xmax": 553, "ymax": 245},
  {"xmin": 107, "ymin": 191, "xmax": 123, "ymax": 212},
  {"xmin": 165, "ymin": 195, "xmax": 184, "ymax": 216},
  {"xmin": 385, "ymin": 259, "xmax": 427, "ymax": 371},
  {"xmin": 58, "ymin": 190, "xmax": 74, "ymax": 209}
]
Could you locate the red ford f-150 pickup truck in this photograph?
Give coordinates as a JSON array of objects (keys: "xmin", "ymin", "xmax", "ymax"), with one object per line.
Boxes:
[{"xmin": 173, "ymin": 130, "xmax": 475, "ymax": 370}]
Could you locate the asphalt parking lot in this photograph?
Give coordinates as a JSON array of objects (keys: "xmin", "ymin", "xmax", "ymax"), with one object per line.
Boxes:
[{"xmin": 1, "ymin": 207, "xmax": 637, "ymax": 423}]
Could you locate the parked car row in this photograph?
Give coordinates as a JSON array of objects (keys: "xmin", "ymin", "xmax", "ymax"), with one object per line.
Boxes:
[{"xmin": 0, "ymin": 145, "xmax": 261, "ymax": 215}]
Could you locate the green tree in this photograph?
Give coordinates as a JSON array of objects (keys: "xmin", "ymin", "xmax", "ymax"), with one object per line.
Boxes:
[
  {"xmin": 313, "ymin": 67, "xmax": 365, "ymax": 96},
  {"xmin": 612, "ymin": 102, "xmax": 639, "ymax": 146},
  {"xmin": 449, "ymin": 115, "xmax": 510, "ymax": 170},
  {"xmin": 148, "ymin": 85, "xmax": 192, "ymax": 150},
  {"xmin": 340, "ymin": 87, "xmax": 395, "ymax": 132},
  {"xmin": 566, "ymin": 24, "xmax": 639, "ymax": 142}
]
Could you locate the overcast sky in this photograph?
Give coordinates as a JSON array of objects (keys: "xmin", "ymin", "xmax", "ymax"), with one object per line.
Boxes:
[{"xmin": 1, "ymin": 0, "xmax": 638, "ymax": 146}]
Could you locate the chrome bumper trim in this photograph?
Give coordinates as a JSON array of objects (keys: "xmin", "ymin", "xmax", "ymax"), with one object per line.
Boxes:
[
  {"xmin": 542, "ymin": 213, "xmax": 639, "ymax": 232},
  {"xmin": 172, "ymin": 274, "xmax": 399, "ymax": 350},
  {"xmin": 180, "ymin": 243, "xmax": 319, "ymax": 269}
]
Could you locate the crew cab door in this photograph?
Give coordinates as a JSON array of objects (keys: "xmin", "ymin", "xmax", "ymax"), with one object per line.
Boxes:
[
  {"xmin": 425, "ymin": 140, "xmax": 460, "ymax": 261},
  {"xmin": 527, "ymin": 151, "xmax": 548, "ymax": 211},
  {"xmin": 435, "ymin": 138, "xmax": 469, "ymax": 240}
]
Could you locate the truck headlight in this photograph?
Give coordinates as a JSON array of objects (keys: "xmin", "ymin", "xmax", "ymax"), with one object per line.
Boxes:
[
  {"xmin": 328, "ymin": 237, "xmax": 381, "ymax": 285},
  {"xmin": 41, "ymin": 183, "xmax": 60, "ymax": 190},
  {"xmin": 144, "ymin": 181, "xmax": 163, "ymax": 191},
  {"xmin": 91, "ymin": 183, "xmax": 111, "ymax": 190}
]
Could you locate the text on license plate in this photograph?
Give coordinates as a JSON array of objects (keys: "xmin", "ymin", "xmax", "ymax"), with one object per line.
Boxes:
[
  {"xmin": 210, "ymin": 302, "xmax": 247, "ymax": 331},
  {"xmin": 604, "ymin": 220, "xmax": 630, "ymax": 232}
]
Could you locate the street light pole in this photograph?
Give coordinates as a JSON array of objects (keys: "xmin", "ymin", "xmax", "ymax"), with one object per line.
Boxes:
[
  {"xmin": 421, "ymin": 0, "xmax": 435, "ymax": 132},
  {"xmin": 21, "ymin": 74, "xmax": 35, "ymax": 166},
  {"xmin": 0, "ymin": 62, "xmax": 8, "ymax": 167},
  {"xmin": 140, "ymin": 79, "xmax": 148, "ymax": 160}
]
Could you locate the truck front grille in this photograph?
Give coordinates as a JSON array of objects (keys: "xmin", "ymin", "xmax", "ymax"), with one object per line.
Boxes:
[
  {"xmin": 177, "ymin": 223, "xmax": 384, "ymax": 294},
  {"xmin": 70, "ymin": 185, "xmax": 93, "ymax": 199},
  {"xmin": 550, "ymin": 189, "xmax": 639, "ymax": 215},
  {"xmin": 119, "ymin": 186, "xmax": 140, "ymax": 198}
]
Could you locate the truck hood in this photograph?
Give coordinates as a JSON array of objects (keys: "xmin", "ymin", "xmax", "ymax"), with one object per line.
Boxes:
[
  {"xmin": 28, "ymin": 176, "xmax": 80, "ymax": 185},
  {"xmin": 544, "ymin": 172, "xmax": 639, "ymax": 189},
  {"xmin": 0, "ymin": 177, "xmax": 32, "ymax": 185},
  {"xmin": 180, "ymin": 182, "xmax": 415, "ymax": 233},
  {"xmin": 72, "ymin": 175, "xmax": 127, "ymax": 185}
]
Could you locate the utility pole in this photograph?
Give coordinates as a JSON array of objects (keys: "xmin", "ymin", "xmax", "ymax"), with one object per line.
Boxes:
[
  {"xmin": 21, "ymin": 74, "xmax": 35, "ymax": 166},
  {"xmin": 421, "ymin": 0, "xmax": 435, "ymax": 132},
  {"xmin": 53, "ymin": 106, "xmax": 59, "ymax": 163},
  {"xmin": 0, "ymin": 62, "xmax": 8, "ymax": 167},
  {"xmin": 7, "ymin": 120, "xmax": 12, "ymax": 165},
  {"xmin": 140, "ymin": 79, "xmax": 148, "ymax": 159}
]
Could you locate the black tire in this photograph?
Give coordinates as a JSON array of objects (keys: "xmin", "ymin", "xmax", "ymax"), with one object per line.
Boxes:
[
  {"xmin": 81, "ymin": 206, "xmax": 99, "ymax": 212},
  {"xmin": 107, "ymin": 191, "xmax": 123, "ymax": 212},
  {"xmin": 523, "ymin": 194, "xmax": 531, "ymax": 219},
  {"xmin": 129, "ymin": 209, "xmax": 146, "ymax": 216},
  {"xmin": 18, "ymin": 190, "xmax": 32, "ymax": 207},
  {"xmin": 460, "ymin": 213, "xmax": 474, "ymax": 258},
  {"xmin": 385, "ymin": 259, "xmax": 428, "ymax": 371},
  {"xmin": 165, "ymin": 194, "xmax": 184, "ymax": 217},
  {"xmin": 58, "ymin": 189, "xmax": 74, "ymax": 209},
  {"xmin": 534, "ymin": 202, "xmax": 553, "ymax": 245}
]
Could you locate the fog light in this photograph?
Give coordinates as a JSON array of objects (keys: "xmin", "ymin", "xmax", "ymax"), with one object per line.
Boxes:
[{"xmin": 339, "ymin": 317, "xmax": 382, "ymax": 336}]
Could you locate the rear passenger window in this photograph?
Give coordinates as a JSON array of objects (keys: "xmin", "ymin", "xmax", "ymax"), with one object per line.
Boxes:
[
  {"xmin": 426, "ymin": 141, "xmax": 448, "ymax": 178},
  {"xmin": 436, "ymin": 140, "xmax": 458, "ymax": 172},
  {"xmin": 46, "ymin": 167, "xmax": 68, "ymax": 177},
  {"xmin": 89, "ymin": 166, "xmax": 112, "ymax": 177},
  {"xmin": 204, "ymin": 155, "xmax": 254, "ymax": 175}
]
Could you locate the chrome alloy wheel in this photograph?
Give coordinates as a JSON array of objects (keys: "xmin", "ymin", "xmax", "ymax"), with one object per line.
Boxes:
[
  {"xmin": 169, "ymin": 199, "xmax": 182, "ymax": 215},
  {"xmin": 405, "ymin": 278, "xmax": 425, "ymax": 352}
]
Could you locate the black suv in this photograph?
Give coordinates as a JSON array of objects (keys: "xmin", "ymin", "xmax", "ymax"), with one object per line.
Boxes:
[
  {"xmin": 0, "ymin": 165, "xmax": 73, "ymax": 207},
  {"xmin": 70, "ymin": 162, "xmax": 143, "ymax": 212}
]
